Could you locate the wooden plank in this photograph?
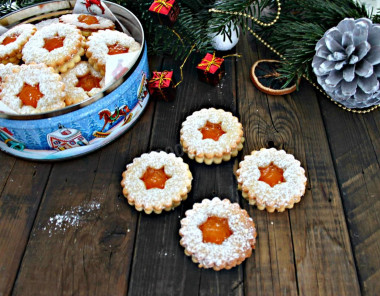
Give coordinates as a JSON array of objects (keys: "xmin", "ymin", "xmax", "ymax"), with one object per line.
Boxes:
[
  {"xmin": 128, "ymin": 55, "xmax": 244, "ymax": 296},
  {"xmin": 237, "ymin": 35, "xmax": 360, "ymax": 295},
  {"xmin": 12, "ymin": 58, "xmax": 160, "ymax": 296},
  {"xmin": 0, "ymin": 160, "xmax": 51, "ymax": 296},
  {"xmin": 319, "ymin": 95, "xmax": 380, "ymax": 295},
  {"xmin": 236, "ymin": 34, "xmax": 298, "ymax": 296}
]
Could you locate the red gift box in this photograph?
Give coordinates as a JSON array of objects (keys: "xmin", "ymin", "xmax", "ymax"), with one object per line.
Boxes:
[
  {"xmin": 149, "ymin": 0, "xmax": 180, "ymax": 27},
  {"xmin": 148, "ymin": 71, "xmax": 176, "ymax": 101},
  {"xmin": 196, "ymin": 53, "xmax": 225, "ymax": 85}
]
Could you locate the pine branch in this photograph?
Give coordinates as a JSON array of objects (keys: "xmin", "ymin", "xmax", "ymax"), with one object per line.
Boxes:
[{"xmin": 253, "ymin": 0, "xmax": 379, "ymax": 86}]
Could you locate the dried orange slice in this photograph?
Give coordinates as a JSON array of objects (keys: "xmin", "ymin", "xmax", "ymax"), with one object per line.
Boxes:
[{"xmin": 250, "ymin": 59, "xmax": 297, "ymax": 95}]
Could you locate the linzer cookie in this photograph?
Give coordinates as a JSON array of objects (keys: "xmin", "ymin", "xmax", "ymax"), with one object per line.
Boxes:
[
  {"xmin": 179, "ymin": 197, "xmax": 257, "ymax": 271},
  {"xmin": 61, "ymin": 61, "xmax": 105, "ymax": 106},
  {"xmin": 180, "ymin": 108, "xmax": 244, "ymax": 165},
  {"xmin": 85, "ymin": 29, "xmax": 140, "ymax": 76},
  {"xmin": 59, "ymin": 14, "xmax": 115, "ymax": 37},
  {"xmin": 0, "ymin": 63, "xmax": 66, "ymax": 114},
  {"xmin": 22, "ymin": 23, "xmax": 85, "ymax": 73},
  {"xmin": 121, "ymin": 151, "xmax": 192, "ymax": 214},
  {"xmin": 0, "ymin": 24, "xmax": 37, "ymax": 65},
  {"xmin": 236, "ymin": 148, "xmax": 307, "ymax": 212}
]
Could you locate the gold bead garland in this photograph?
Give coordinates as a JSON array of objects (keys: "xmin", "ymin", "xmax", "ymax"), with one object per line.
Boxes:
[
  {"xmin": 209, "ymin": 0, "xmax": 281, "ymax": 27},
  {"xmin": 210, "ymin": 2, "xmax": 379, "ymax": 113}
]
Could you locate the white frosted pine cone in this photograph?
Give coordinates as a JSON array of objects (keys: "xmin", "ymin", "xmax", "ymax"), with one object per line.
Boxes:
[{"xmin": 312, "ymin": 18, "xmax": 380, "ymax": 108}]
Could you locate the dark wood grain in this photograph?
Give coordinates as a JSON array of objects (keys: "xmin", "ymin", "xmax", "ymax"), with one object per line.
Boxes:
[
  {"xmin": 1, "ymin": 28, "xmax": 380, "ymax": 296},
  {"xmin": 128, "ymin": 55, "xmax": 245, "ymax": 296},
  {"xmin": 236, "ymin": 34, "xmax": 298, "ymax": 296},
  {"xmin": 0, "ymin": 160, "xmax": 51, "ymax": 296},
  {"xmin": 319, "ymin": 94, "xmax": 380, "ymax": 295},
  {"xmin": 10, "ymin": 58, "xmax": 160, "ymax": 296},
  {"xmin": 236, "ymin": 35, "xmax": 361, "ymax": 295}
]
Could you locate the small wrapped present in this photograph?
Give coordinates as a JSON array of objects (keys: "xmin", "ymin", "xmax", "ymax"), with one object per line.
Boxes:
[
  {"xmin": 148, "ymin": 0, "xmax": 180, "ymax": 27},
  {"xmin": 147, "ymin": 71, "xmax": 176, "ymax": 101},
  {"xmin": 196, "ymin": 53, "xmax": 225, "ymax": 86}
]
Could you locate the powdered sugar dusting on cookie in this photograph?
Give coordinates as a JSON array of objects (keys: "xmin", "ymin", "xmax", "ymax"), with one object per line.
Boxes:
[
  {"xmin": 237, "ymin": 148, "xmax": 307, "ymax": 208},
  {"xmin": 0, "ymin": 24, "xmax": 36, "ymax": 58},
  {"xmin": 0, "ymin": 64, "xmax": 18, "ymax": 89},
  {"xmin": 60, "ymin": 14, "xmax": 115, "ymax": 30},
  {"xmin": 86, "ymin": 30, "xmax": 140, "ymax": 64},
  {"xmin": 179, "ymin": 197, "xmax": 256, "ymax": 269},
  {"xmin": 0, "ymin": 64, "xmax": 65, "ymax": 114},
  {"xmin": 121, "ymin": 151, "xmax": 192, "ymax": 211},
  {"xmin": 35, "ymin": 18, "xmax": 60, "ymax": 29},
  {"xmin": 22, "ymin": 23, "xmax": 83, "ymax": 67},
  {"xmin": 180, "ymin": 108, "xmax": 243, "ymax": 155},
  {"xmin": 61, "ymin": 61, "xmax": 104, "ymax": 105}
]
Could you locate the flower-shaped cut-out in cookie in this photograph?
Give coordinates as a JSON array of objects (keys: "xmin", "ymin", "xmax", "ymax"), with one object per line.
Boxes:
[
  {"xmin": 121, "ymin": 151, "xmax": 192, "ymax": 214},
  {"xmin": 0, "ymin": 63, "xmax": 66, "ymax": 114},
  {"xmin": 22, "ymin": 23, "xmax": 85, "ymax": 73},
  {"xmin": 180, "ymin": 108, "xmax": 244, "ymax": 165},
  {"xmin": 61, "ymin": 61, "xmax": 105, "ymax": 106},
  {"xmin": 179, "ymin": 197, "xmax": 256, "ymax": 271},
  {"xmin": 60, "ymin": 14, "xmax": 115, "ymax": 36},
  {"xmin": 85, "ymin": 30, "xmax": 140, "ymax": 76},
  {"xmin": 236, "ymin": 148, "xmax": 307, "ymax": 212}
]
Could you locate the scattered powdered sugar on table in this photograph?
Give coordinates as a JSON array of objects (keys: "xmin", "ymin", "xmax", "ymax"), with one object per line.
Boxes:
[{"xmin": 42, "ymin": 202, "xmax": 101, "ymax": 237}]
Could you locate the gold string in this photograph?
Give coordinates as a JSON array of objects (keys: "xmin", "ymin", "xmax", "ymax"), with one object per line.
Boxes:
[
  {"xmin": 171, "ymin": 28, "xmax": 184, "ymax": 46},
  {"xmin": 222, "ymin": 53, "xmax": 242, "ymax": 59},
  {"xmin": 174, "ymin": 43, "xmax": 197, "ymax": 88},
  {"xmin": 209, "ymin": 0, "xmax": 281, "ymax": 28}
]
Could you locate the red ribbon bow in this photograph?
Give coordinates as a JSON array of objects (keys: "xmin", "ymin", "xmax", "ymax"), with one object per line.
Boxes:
[
  {"xmin": 148, "ymin": 71, "xmax": 173, "ymax": 90},
  {"xmin": 149, "ymin": 0, "xmax": 173, "ymax": 14},
  {"xmin": 197, "ymin": 53, "xmax": 224, "ymax": 74}
]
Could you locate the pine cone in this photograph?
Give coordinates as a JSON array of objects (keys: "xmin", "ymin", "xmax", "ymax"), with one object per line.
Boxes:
[{"xmin": 312, "ymin": 18, "xmax": 380, "ymax": 109}]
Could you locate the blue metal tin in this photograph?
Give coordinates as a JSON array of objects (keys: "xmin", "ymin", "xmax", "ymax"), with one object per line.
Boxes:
[{"xmin": 0, "ymin": 1, "xmax": 150, "ymax": 160}]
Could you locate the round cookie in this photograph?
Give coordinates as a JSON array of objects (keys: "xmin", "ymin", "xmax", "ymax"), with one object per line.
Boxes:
[
  {"xmin": 59, "ymin": 14, "xmax": 115, "ymax": 36},
  {"xmin": 121, "ymin": 151, "xmax": 193, "ymax": 214},
  {"xmin": 179, "ymin": 197, "xmax": 257, "ymax": 271},
  {"xmin": 61, "ymin": 61, "xmax": 105, "ymax": 106},
  {"xmin": 86, "ymin": 29, "xmax": 140, "ymax": 76},
  {"xmin": 180, "ymin": 108, "xmax": 244, "ymax": 164},
  {"xmin": 0, "ymin": 24, "xmax": 37, "ymax": 65},
  {"xmin": 22, "ymin": 23, "xmax": 85, "ymax": 73},
  {"xmin": 236, "ymin": 148, "xmax": 307, "ymax": 212},
  {"xmin": 0, "ymin": 63, "xmax": 66, "ymax": 114}
]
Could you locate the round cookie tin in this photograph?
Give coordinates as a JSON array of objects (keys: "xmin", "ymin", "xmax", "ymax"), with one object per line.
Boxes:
[{"xmin": 0, "ymin": 0, "xmax": 149, "ymax": 160}]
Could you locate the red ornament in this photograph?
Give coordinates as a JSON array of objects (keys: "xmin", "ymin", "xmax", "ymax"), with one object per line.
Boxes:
[
  {"xmin": 149, "ymin": 0, "xmax": 180, "ymax": 27},
  {"xmin": 196, "ymin": 53, "xmax": 225, "ymax": 86},
  {"xmin": 148, "ymin": 71, "xmax": 176, "ymax": 101}
]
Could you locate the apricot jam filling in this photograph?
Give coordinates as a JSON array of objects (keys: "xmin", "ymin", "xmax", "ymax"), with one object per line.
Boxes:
[
  {"xmin": 259, "ymin": 162, "xmax": 285, "ymax": 187},
  {"xmin": 107, "ymin": 43, "xmax": 129, "ymax": 55},
  {"xmin": 140, "ymin": 167, "xmax": 171, "ymax": 190},
  {"xmin": 199, "ymin": 216, "xmax": 233, "ymax": 244},
  {"xmin": 43, "ymin": 35, "xmax": 65, "ymax": 52},
  {"xmin": 78, "ymin": 14, "xmax": 99, "ymax": 25},
  {"xmin": 199, "ymin": 121, "xmax": 226, "ymax": 141},
  {"xmin": 76, "ymin": 74, "xmax": 101, "ymax": 91},
  {"xmin": 1, "ymin": 34, "xmax": 20, "ymax": 45},
  {"xmin": 18, "ymin": 83, "xmax": 43, "ymax": 108}
]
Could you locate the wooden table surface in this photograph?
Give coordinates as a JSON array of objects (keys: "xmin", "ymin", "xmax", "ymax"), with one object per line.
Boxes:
[{"xmin": 0, "ymin": 32, "xmax": 380, "ymax": 296}]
